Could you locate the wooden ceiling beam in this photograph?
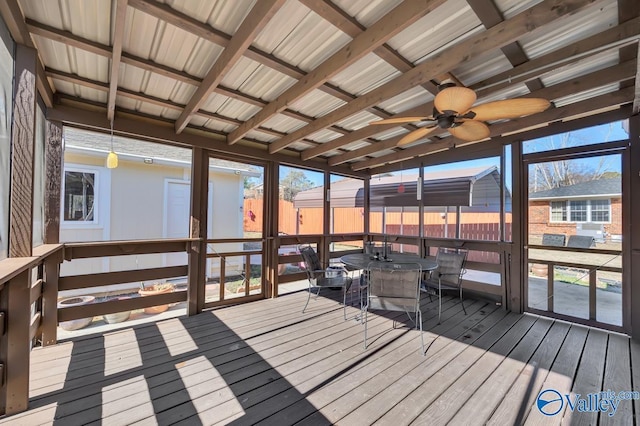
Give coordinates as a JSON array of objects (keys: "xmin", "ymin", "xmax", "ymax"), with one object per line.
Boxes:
[
  {"xmin": 44, "ymin": 67, "xmax": 292, "ymax": 138},
  {"xmin": 175, "ymin": 0, "xmax": 286, "ymax": 133},
  {"xmin": 46, "ymin": 103, "xmax": 367, "ymax": 178},
  {"xmin": 226, "ymin": 0, "xmax": 444, "ymax": 145},
  {"xmin": 352, "ymin": 86, "xmax": 635, "ymax": 171},
  {"xmin": 106, "ymin": 0, "xmax": 128, "ymax": 122},
  {"xmin": 267, "ymin": 0, "xmax": 607, "ymax": 154},
  {"xmin": 0, "ymin": 1, "xmax": 53, "ymax": 107},
  {"xmin": 298, "ymin": 0, "xmax": 442, "ymax": 95},
  {"xmin": 25, "ymin": 18, "xmax": 354, "ymax": 133},
  {"xmin": 305, "ymin": 17, "xmax": 640, "ymax": 161},
  {"xmin": 337, "ymin": 59, "xmax": 636, "ymax": 166}
]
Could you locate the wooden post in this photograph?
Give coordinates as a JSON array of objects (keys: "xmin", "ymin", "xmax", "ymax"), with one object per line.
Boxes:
[
  {"xmin": 41, "ymin": 253, "xmax": 61, "ymax": 346},
  {"xmin": 9, "ymin": 45, "xmax": 37, "ymax": 258},
  {"xmin": 43, "ymin": 120, "xmax": 62, "ymax": 245},
  {"xmin": 187, "ymin": 147, "xmax": 207, "ymax": 315},
  {"xmin": 265, "ymin": 163, "xmax": 279, "ymax": 298},
  {"xmin": 628, "ymin": 114, "xmax": 639, "ymax": 339},
  {"xmin": 509, "ymin": 141, "xmax": 524, "ymax": 313},
  {"xmin": 0, "ymin": 270, "xmax": 31, "ymax": 415},
  {"xmin": 323, "ymin": 172, "xmax": 330, "ymax": 267}
]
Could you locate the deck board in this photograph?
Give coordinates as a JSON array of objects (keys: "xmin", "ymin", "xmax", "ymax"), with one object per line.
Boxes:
[{"xmin": 0, "ymin": 290, "xmax": 635, "ymax": 426}]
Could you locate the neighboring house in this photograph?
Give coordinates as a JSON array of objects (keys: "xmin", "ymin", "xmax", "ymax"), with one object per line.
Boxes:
[
  {"xmin": 285, "ymin": 166, "xmax": 511, "ymax": 237},
  {"xmin": 529, "ymin": 177, "xmax": 622, "ymax": 241},
  {"xmin": 60, "ymin": 127, "xmax": 259, "ymax": 296}
]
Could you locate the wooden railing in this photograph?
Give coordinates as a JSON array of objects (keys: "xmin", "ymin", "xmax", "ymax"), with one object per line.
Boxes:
[
  {"xmin": 527, "ymin": 244, "xmax": 623, "ymax": 329},
  {"xmin": 58, "ymin": 239, "xmax": 195, "ymax": 324},
  {"xmin": 0, "ymin": 244, "xmax": 63, "ymax": 416}
]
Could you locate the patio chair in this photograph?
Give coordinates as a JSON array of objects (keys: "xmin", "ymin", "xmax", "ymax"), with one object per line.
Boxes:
[
  {"xmin": 421, "ymin": 247, "xmax": 468, "ymax": 324},
  {"xmin": 364, "ymin": 262, "xmax": 424, "ymax": 355},
  {"xmin": 299, "ymin": 244, "xmax": 353, "ymax": 319}
]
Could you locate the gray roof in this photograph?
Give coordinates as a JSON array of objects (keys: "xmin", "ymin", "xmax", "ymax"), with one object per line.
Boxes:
[
  {"xmin": 64, "ymin": 127, "xmax": 254, "ymax": 171},
  {"xmin": 529, "ymin": 177, "xmax": 621, "ymax": 199}
]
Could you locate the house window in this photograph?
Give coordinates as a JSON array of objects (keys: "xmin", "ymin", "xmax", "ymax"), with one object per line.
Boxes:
[
  {"xmin": 550, "ymin": 201, "xmax": 567, "ymax": 222},
  {"xmin": 63, "ymin": 170, "xmax": 96, "ymax": 222},
  {"xmin": 590, "ymin": 199, "xmax": 610, "ymax": 222},
  {"xmin": 549, "ymin": 199, "xmax": 610, "ymax": 223},
  {"xmin": 569, "ymin": 200, "xmax": 587, "ymax": 222}
]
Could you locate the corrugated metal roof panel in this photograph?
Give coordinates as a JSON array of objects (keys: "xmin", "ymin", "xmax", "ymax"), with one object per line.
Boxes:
[
  {"xmin": 331, "ymin": 0, "xmax": 403, "ymax": 27},
  {"xmin": 308, "ymin": 128, "xmax": 343, "ymax": 143},
  {"xmin": 289, "ymin": 89, "xmax": 346, "ymax": 118},
  {"xmin": 211, "ymin": 98, "xmax": 262, "ymax": 121},
  {"xmin": 262, "ymin": 114, "xmax": 307, "ymax": 134},
  {"xmin": 539, "ymin": 50, "xmax": 620, "ymax": 87},
  {"xmin": 519, "ymin": 0, "xmax": 618, "ymax": 59},
  {"xmin": 336, "ymin": 111, "xmax": 381, "ymax": 131},
  {"xmin": 329, "ymin": 53, "xmax": 400, "ymax": 96},
  {"xmin": 377, "ymin": 87, "xmax": 433, "ymax": 114},
  {"xmin": 386, "ymin": 0, "xmax": 481, "ymax": 64},
  {"xmin": 264, "ymin": 6, "xmax": 352, "ymax": 71},
  {"xmin": 224, "ymin": 60, "xmax": 297, "ymax": 101},
  {"xmin": 247, "ymin": 130, "xmax": 277, "ymax": 143},
  {"xmin": 252, "ymin": 0, "xmax": 311, "ymax": 52},
  {"xmin": 553, "ymin": 84, "xmax": 620, "ymax": 108},
  {"xmin": 164, "ymin": 0, "xmax": 257, "ymax": 35},
  {"xmin": 21, "ymin": 0, "xmax": 111, "ymax": 45},
  {"xmin": 451, "ymin": 52, "xmax": 514, "ymax": 87},
  {"xmin": 496, "ymin": 0, "xmax": 545, "ymax": 19}
]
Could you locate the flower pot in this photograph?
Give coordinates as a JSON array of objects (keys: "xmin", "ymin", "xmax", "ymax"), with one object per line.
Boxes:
[
  {"xmin": 531, "ymin": 263, "xmax": 548, "ymax": 277},
  {"xmin": 102, "ymin": 296, "xmax": 131, "ymax": 323},
  {"xmin": 58, "ymin": 296, "xmax": 95, "ymax": 331},
  {"xmin": 138, "ymin": 284, "xmax": 173, "ymax": 314},
  {"xmin": 103, "ymin": 310, "xmax": 131, "ymax": 324}
]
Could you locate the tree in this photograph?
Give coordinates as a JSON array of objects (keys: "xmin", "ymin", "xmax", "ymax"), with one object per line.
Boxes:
[
  {"xmin": 281, "ymin": 170, "xmax": 313, "ymax": 201},
  {"xmin": 528, "ymin": 126, "xmax": 620, "ymax": 192}
]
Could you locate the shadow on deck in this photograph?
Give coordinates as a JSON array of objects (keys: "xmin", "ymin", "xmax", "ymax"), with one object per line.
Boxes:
[{"xmin": 0, "ymin": 289, "xmax": 637, "ymax": 425}]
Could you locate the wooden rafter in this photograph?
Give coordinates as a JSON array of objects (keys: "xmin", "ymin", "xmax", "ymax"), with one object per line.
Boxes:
[
  {"xmin": 307, "ymin": 16, "xmax": 640, "ymax": 162},
  {"xmin": 339, "ymin": 59, "xmax": 636, "ymax": 167},
  {"xmin": 226, "ymin": 0, "xmax": 444, "ymax": 145},
  {"xmin": 267, "ymin": 0, "xmax": 607, "ymax": 155},
  {"xmin": 352, "ymin": 86, "xmax": 635, "ymax": 171},
  {"xmin": 106, "ymin": 0, "xmax": 128, "ymax": 122},
  {"xmin": 0, "ymin": 0, "xmax": 53, "ymax": 107},
  {"xmin": 634, "ymin": 41, "xmax": 640, "ymax": 114},
  {"xmin": 174, "ymin": 0, "xmax": 286, "ymax": 133}
]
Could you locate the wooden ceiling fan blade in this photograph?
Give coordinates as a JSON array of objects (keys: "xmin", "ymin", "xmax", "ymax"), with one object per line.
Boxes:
[
  {"xmin": 449, "ymin": 120, "xmax": 490, "ymax": 141},
  {"xmin": 369, "ymin": 116, "xmax": 430, "ymax": 125},
  {"xmin": 434, "ymin": 87, "xmax": 476, "ymax": 114},
  {"xmin": 397, "ymin": 126, "xmax": 437, "ymax": 146},
  {"xmin": 469, "ymin": 98, "xmax": 550, "ymax": 121}
]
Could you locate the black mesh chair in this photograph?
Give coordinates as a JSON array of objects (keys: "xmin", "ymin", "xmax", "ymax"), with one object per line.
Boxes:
[
  {"xmin": 299, "ymin": 244, "xmax": 353, "ymax": 319},
  {"xmin": 364, "ymin": 262, "xmax": 424, "ymax": 354},
  {"xmin": 421, "ymin": 247, "xmax": 468, "ymax": 324}
]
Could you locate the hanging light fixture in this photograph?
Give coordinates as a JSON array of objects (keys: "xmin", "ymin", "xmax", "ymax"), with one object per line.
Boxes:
[{"xmin": 106, "ymin": 118, "xmax": 118, "ymax": 169}]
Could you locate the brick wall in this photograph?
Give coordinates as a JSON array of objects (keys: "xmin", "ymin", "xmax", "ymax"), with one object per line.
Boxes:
[{"xmin": 528, "ymin": 197, "xmax": 622, "ymax": 238}]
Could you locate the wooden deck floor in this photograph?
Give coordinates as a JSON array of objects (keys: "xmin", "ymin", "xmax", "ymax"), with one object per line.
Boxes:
[{"xmin": 1, "ymin": 290, "xmax": 639, "ymax": 425}]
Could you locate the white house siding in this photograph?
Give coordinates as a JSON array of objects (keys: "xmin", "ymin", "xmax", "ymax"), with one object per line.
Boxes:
[{"xmin": 60, "ymin": 151, "xmax": 246, "ymax": 297}]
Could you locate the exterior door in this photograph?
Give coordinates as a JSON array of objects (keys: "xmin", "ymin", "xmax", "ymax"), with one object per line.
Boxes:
[{"xmin": 164, "ymin": 180, "xmax": 190, "ymax": 267}]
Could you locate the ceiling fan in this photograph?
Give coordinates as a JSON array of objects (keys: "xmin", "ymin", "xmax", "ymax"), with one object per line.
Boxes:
[{"xmin": 370, "ymin": 84, "xmax": 551, "ymax": 146}]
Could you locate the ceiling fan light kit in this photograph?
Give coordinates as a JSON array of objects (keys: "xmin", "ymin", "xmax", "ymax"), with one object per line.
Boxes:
[{"xmin": 370, "ymin": 85, "xmax": 551, "ymax": 147}]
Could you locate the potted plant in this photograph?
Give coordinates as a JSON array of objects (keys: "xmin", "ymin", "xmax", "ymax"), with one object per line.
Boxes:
[
  {"xmin": 138, "ymin": 282, "xmax": 174, "ymax": 314},
  {"xmin": 102, "ymin": 296, "xmax": 131, "ymax": 324},
  {"xmin": 58, "ymin": 295, "xmax": 95, "ymax": 331}
]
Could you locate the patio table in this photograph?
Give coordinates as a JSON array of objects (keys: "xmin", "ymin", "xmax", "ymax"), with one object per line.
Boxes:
[{"xmin": 340, "ymin": 253, "xmax": 438, "ymax": 272}]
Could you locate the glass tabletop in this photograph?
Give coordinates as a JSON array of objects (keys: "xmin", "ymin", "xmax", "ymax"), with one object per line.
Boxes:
[{"xmin": 340, "ymin": 253, "xmax": 438, "ymax": 271}]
